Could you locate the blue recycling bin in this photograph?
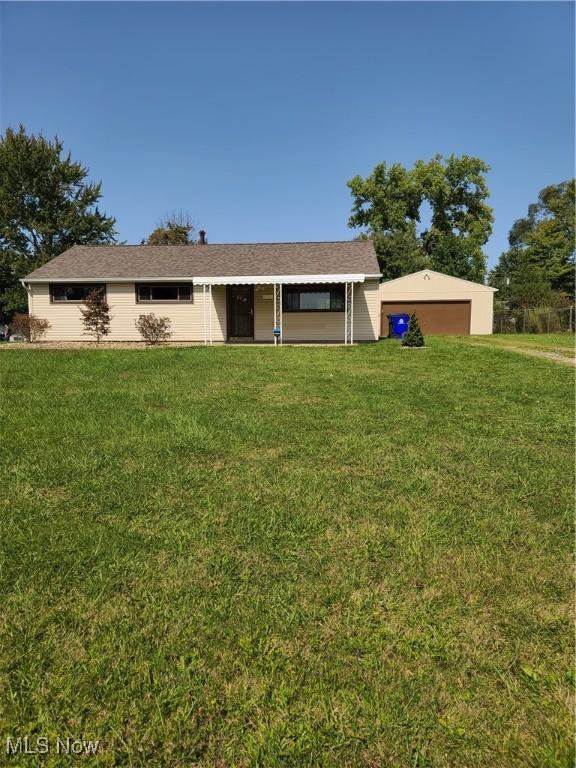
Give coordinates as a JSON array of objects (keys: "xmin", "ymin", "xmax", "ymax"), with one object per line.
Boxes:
[{"xmin": 387, "ymin": 313, "xmax": 410, "ymax": 338}]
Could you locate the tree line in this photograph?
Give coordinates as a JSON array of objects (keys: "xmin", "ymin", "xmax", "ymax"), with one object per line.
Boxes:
[{"xmin": 0, "ymin": 125, "xmax": 573, "ymax": 321}]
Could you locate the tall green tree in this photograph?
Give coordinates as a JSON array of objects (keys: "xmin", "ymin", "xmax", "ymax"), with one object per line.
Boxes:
[
  {"xmin": 490, "ymin": 180, "xmax": 575, "ymax": 304},
  {"xmin": 0, "ymin": 125, "xmax": 116, "ymax": 318},
  {"xmin": 419, "ymin": 155, "xmax": 493, "ymax": 282},
  {"xmin": 146, "ymin": 211, "xmax": 196, "ymax": 245},
  {"xmin": 347, "ymin": 155, "xmax": 493, "ymax": 282},
  {"xmin": 348, "ymin": 161, "xmax": 429, "ymax": 280}
]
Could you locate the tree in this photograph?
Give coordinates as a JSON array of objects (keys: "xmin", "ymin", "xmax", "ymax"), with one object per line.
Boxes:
[
  {"xmin": 80, "ymin": 289, "xmax": 111, "ymax": 342},
  {"xmin": 347, "ymin": 155, "xmax": 493, "ymax": 282},
  {"xmin": 490, "ymin": 180, "xmax": 575, "ymax": 303},
  {"xmin": 507, "ymin": 262, "xmax": 553, "ymax": 309},
  {"xmin": 402, "ymin": 314, "xmax": 425, "ymax": 347},
  {"xmin": 348, "ymin": 161, "xmax": 429, "ymax": 280},
  {"xmin": 0, "ymin": 125, "xmax": 116, "ymax": 319},
  {"xmin": 10, "ymin": 313, "xmax": 51, "ymax": 342},
  {"xmin": 420, "ymin": 155, "xmax": 493, "ymax": 283},
  {"xmin": 146, "ymin": 211, "xmax": 196, "ymax": 245},
  {"xmin": 370, "ymin": 230, "xmax": 431, "ymax": 280},
  {"xmin": 135, "ymin": 313, "xmax": 172, "ymax": 344},
  {"xmin": 491, "ymin": 248, "xmax": 553, "ymax": 309},
  {"xmin": 0, "ymin": 251, "xmax": 27, "ymax": 318}
]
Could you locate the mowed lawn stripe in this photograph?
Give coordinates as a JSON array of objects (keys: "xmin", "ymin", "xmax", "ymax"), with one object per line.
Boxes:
[{"xmin": 0, "ymin": 340, "xmax": 573, "ymax": 767}]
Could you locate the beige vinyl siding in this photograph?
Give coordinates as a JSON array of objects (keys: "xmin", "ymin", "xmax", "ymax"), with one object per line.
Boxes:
[
  {"xmin": 282, "ymin": 312, "xmax": 344, "ymax": 342},
  {"xmin": 29, "ymin": 283, "xmax": 226, "ymax": 342},
  {"xmin": 254, "ymin": 279, "xmax": 379, "ymax": 342},
  {"xmin": 28, "ymin": 278, "xmax": 380, "ymax": 343},
  {"xmin": 352, "ymin": 278, "xmax": 380, "ymax": 342},
  {"xmin": 253, "ymin": 286, "xmax": 275, "ymax": 341}
]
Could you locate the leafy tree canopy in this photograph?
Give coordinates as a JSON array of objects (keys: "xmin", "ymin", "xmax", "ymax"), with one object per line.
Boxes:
[
  {"xmin": 348, "ymin": 155, "xmax": 493, "ymax": 283},
  {"xmin": 0, "ymin": 125, "xmax": 116, "ymax": 319},
  {"xmin": 490, "ymin": 180, "xmax": 575, "ymax": 305},
  {"xmin": 146, "ymin": 211, "xmax": 196, "ymax": 245}
]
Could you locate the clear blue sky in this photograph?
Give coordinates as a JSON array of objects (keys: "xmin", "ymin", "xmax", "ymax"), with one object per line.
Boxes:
[{"xmin": 1, "ymin": 1, "xmax": 574, "ymax": 268}]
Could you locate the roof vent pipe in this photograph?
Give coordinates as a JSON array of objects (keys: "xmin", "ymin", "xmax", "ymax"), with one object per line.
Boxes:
[{"xmin": 198, "ymin": 230, "xmax": 207, "ymax": 245}]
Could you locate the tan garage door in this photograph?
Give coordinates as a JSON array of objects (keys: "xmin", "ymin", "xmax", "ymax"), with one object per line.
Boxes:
[{"xmin": 380, "ymin": 301, "xmax": 471, "ymax": 336}]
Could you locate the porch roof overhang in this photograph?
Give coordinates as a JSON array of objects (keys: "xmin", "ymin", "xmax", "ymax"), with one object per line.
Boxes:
[{"xmin": 194, "ymin": 273, "xmax": 368, "ymax": 286}]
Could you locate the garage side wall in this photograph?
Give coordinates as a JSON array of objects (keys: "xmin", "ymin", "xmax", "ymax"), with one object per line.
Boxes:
[{"xmin": 379, "ymin": 272, "xmax": 494, "ymax": 335}]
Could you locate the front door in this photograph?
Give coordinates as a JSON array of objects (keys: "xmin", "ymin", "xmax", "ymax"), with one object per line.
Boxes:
[{"xmin": 227, "ymin": 285, "xmax": 254, "ymax": 339}]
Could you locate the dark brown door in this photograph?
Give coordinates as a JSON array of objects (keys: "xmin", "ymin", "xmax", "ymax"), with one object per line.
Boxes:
[
  {"xmin": 228, "ymin": 285, "xmax": 254, "ymax": 339},
  {"xmin": 380, "ymin": 301, "xmax": 471, "ymax": 336}
]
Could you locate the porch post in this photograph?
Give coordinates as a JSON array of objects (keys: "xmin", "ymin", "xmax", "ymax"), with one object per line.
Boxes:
[
  {"xmin": 209, "ymin": 284, "xmax": 213, "ymax": 345},
  {"xmin": 279, "ymin": 282, "xmax": 283, "ymax": 344},
  {"xmin": 203, "ymin": 284, "xmax": 207, "ymax": 346},
  {"xmin": 344, "ymin": 282, "xmax": 353, "ymax": 345},
  {"xmin": 273, "ymin": 283, "xmax": 277, "ymax": 346},
  {"xmin": 274, "ymin": 283, "xmax": 283, "ymax": 344},
  {"xmin": 351, "ymin": 282, "xmax": 354, "ymax": 345},
  {"xmin": 344, "ymin": 281, "xmax": 348, "ymax": 344}
]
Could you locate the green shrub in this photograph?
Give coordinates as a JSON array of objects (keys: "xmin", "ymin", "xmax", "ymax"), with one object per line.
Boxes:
[
  {"xmin": 135, "ymin": 313, "xmax": 172, "ymax": 345},
  {"xmin": 402, "ymin": 314, "xmax": 425, "ymax": 347},
  {"xmin": 10, "ymin": 313, "xmax": 51, "ymax": 342},
  {"xmin": 526, "ymin": 308, "xmax": 562, "ymax": 333}
]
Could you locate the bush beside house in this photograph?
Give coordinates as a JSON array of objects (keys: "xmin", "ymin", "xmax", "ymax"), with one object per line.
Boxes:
[
  {"xmin": 135, "ymin": 314, "xmax": 172, "ymax": 345},
  {"xmin": 10, "ymin": 313, "xmax": 51, "ymax": 342}
]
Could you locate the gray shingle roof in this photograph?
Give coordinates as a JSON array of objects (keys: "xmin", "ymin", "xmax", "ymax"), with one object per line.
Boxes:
[{"xmin": 23, "ymin": 241, "xmax": 380, "ymax": 281}]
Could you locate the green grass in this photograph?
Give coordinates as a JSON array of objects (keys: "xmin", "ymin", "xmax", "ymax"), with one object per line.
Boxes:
[
  {"xmin": 470, "ymin": 333, "xmax": 575, "ymax": 357},
  {"xmin": 0, "ymin": 340, "xmax": 573, "ymax": 767}
]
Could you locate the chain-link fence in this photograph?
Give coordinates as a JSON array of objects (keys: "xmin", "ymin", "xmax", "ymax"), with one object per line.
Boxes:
[{"xmin": 493, "ymin": 306, "xmax": 575, "ymax": 334}]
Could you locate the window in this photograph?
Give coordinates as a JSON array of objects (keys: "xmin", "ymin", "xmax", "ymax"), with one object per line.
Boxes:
[
  {"xmin": 50, "ymin": 284, "xmax": 106, "ymax": 302},
  {"xmin": 135, "ymin": 283, "xmax": 193, "ymax": 302},
  {"xmin": 283, "ymin": 284, "xmax": 345, "ymax": 312}
]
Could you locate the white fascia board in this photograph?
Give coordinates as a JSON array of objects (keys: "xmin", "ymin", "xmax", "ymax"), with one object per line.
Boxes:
[
  {"xmin": 22, "ymin": 273, "xmax": 369, "ymax": 286},
  {"xmin": 21, "ymin": 277, "xmax": 196, "ymax": 285}
]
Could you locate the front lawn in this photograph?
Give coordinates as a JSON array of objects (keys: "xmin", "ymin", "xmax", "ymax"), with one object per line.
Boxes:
[{"xmin": 0, "ymin": 340, "xmax": 573, "ymax": 767}]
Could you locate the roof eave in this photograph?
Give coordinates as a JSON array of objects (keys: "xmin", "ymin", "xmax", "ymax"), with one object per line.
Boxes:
[
  {"xmin": 23, "ymin": 273, "xmax": 375, "ymax": 285},
  {"xmin": 380, "ymin": 269, "xmax": 498, "ymax": 291}
]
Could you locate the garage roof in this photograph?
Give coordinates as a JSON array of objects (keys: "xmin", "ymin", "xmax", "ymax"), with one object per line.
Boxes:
[{"xmin": 380, "ymin": 269, "xmax": 497, "ymax": 291}]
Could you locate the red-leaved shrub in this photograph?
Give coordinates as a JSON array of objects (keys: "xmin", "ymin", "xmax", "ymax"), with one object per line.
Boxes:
[{"xmin": 135, "ymin": 314, "xmax": 172, "ymax": 345}]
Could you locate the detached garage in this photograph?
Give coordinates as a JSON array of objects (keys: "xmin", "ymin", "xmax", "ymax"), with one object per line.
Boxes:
[{"xmin": 379, "ymin": 269, "xmax": 496, "ymax": 336}]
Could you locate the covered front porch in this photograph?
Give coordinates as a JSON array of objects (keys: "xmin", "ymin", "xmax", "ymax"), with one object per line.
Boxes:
[{"xmin": 197, "ymin": 274, "xmax": 365, "ymax": 345}]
